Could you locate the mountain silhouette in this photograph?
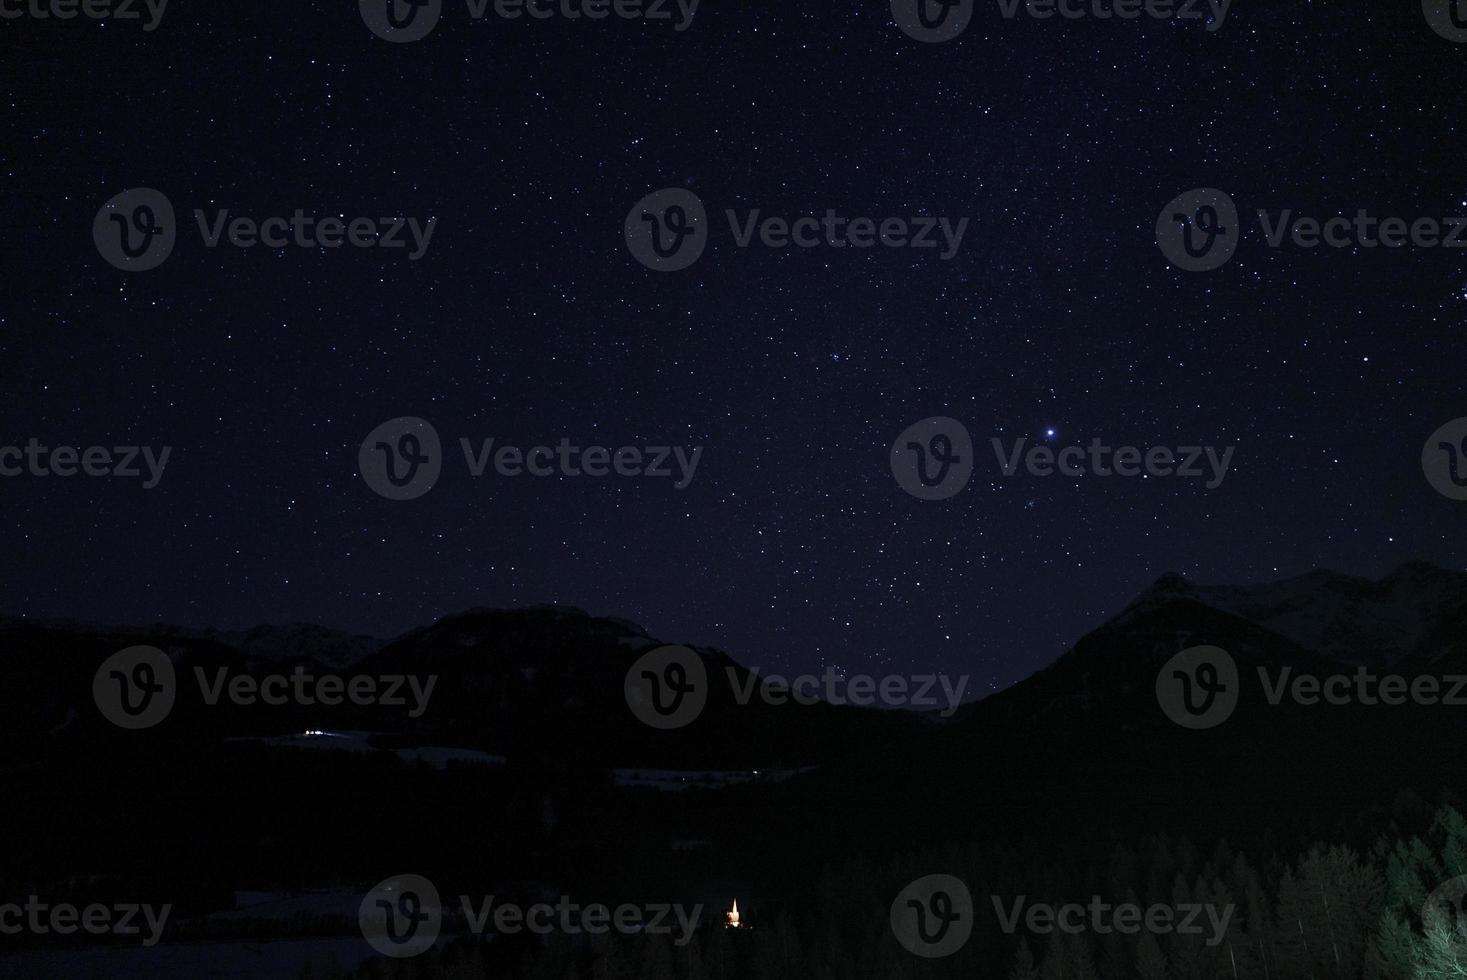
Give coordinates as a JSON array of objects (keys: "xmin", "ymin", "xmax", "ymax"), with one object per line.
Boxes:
[{"xmin": 5, "ymin": 562, "xmax": 1467, "ymax": 975}]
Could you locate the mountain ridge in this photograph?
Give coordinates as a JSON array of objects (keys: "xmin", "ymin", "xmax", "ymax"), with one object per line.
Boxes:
[{"xmin": 1108, "ymin": 560, "xmax": 1467, "ymax": 669}]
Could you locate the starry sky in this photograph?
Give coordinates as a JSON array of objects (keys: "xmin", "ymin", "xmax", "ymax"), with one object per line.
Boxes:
[{"xmin": 3, "ymin": 0, "xmax": 1465, "ymax": 695}]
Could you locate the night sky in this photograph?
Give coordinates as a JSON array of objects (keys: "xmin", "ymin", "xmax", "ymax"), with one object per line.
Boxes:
[{"xmin": 3, "ymin": 0, "xmax": 1466, "ymax": 695}]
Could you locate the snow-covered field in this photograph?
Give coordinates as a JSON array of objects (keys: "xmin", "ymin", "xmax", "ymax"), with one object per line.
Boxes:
[{"xmin": 226, "ymin": 730, "xmax": 507, "ymax": 770}]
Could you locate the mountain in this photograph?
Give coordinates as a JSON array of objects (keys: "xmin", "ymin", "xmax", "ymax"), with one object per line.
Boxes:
[
  {"xmin": 1107, "ymin": 561, "xmax": 1467, "ymax": 669},
  {"xmin": 6, "ymin": 562, "xmax": 1467, "ymax": 975},
  {"xmin": 0, "ymin": 602, "xmax": 929, "ymax": 916},
  {"xmin": 856, "ymin": 560, "xmax": 1467, "ymax": 853},
  {"xmin": 0, "ymin": 604, "xmax": 921, "ymax": 769},
  {"xmin": 0, "ymin": 613, "xmax": 378, "ymax": 733},
  {"xmin": 218, "ymin": 623, "xmax": 381, "ymax": 671}
]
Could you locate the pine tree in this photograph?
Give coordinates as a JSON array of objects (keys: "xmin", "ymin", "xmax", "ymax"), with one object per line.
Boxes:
[
  {"xmin": 1063, "ymin": 931, "xmax": 1102, "ymax": 980},
  {"xmin": 1135, "ymin": 931, "xmax": 1167, "ymax": 980},
  {"xmin": 1041, "ymin": 930, "xmax": 1069, "ymax": 980},
  {"xmin": 639, "ymin": 932, "xmax": 677, "ymax": 980},
  {"xmin": 1165, "ymin": 874, "xmax": 1207, "ymax": 980},
  {"xmin": 1009, "ymin": 938, "xmax": 1041, "ymax": 980},
  {"xmin": 1372, "ymin": 804, "xmax": 1467, "ymax": 978}
]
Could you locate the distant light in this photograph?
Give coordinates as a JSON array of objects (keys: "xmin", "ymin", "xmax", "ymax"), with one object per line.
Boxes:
[{"xmin": 725, "ymin": 899, "xmax": 742, "ymax": 929}]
